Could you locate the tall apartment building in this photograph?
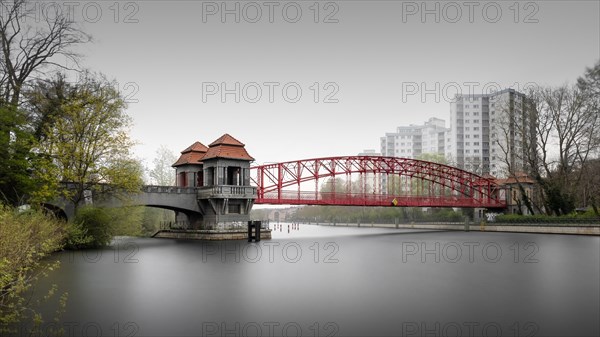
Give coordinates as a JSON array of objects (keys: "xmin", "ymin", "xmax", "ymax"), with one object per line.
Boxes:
[
  {"xmin": 446, "ymin": 89, "xmax": 536, "ymax": 177},
  {"xmin": 380, "ymin": 117, "xmax": 448, "ymax": 159},
  {"xmin": 380, "ymin": 117, "xmax": 449, "ymax": 191}
]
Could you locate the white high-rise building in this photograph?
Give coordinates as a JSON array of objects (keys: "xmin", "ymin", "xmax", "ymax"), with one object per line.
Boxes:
[
  {"xmin": 380, "ymin": 117, "xmax": 448, "ymax": 159},
  {"xmin": 446, "ymin": 89, "xmax": 536, "ymax": 177},
  {"xmin": 379, "ymin": 117, "xmax": 449, "ymax": 191}
]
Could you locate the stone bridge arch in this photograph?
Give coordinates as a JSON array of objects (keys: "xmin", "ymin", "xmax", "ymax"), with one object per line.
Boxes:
[{"xmin": 45, "ymin": 185, "xmax": 205, "ymax": 226}]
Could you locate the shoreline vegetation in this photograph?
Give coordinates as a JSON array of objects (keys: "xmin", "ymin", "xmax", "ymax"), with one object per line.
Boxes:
[
  {"xmin": 0, "ymin": 204, "xmax": 164, "ymax": 334},
  {"xmin": 0, "ymin": 205, "xmax": 67, "ymax": 335}
]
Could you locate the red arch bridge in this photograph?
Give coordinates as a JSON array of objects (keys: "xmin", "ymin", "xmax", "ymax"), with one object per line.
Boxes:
[
  {"xmin": 48, "ymin": 156, "xmax": 507, "ymax": 223},
  {"xmin": 250, "ymin": 156, "xmax": 506, "ymax": 209}
]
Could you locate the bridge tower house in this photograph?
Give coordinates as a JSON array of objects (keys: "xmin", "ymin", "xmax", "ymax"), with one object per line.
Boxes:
[
  {"xmin": 172, "ymin": 141, "xmax": 209, "ymax": 227},
  {"xmin": 196, "ymin": 134, "xmax": 256, "ymax": 230},
  {"xmin": 172, "ymin": 141, "xmax": 208, "ymax": 188}
]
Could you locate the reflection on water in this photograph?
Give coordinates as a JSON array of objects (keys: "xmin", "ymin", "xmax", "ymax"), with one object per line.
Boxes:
[{"xmin": 24, "ymin": 224, "xmax": 600, "ymax": 336}]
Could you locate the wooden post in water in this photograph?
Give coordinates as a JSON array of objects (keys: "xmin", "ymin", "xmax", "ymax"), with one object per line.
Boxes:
[{"xmin": 248, "ymin": 221, "xmax": 261, "ymax": 242}]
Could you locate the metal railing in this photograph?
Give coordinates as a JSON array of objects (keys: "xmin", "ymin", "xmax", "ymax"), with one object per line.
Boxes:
[{"xmin": 256, "ymin": 190, "xmax": 505, "ymax": 208}]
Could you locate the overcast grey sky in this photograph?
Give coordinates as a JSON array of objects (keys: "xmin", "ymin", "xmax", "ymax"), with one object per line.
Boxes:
[{"xmin": 61, "ymin": 0, "xmax": 599, "ymax": 166}]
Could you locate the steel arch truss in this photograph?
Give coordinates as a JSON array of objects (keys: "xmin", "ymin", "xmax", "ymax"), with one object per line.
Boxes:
[{"xmin": 250, "ymin": 156, "xmax": 506, "ymax": 208}]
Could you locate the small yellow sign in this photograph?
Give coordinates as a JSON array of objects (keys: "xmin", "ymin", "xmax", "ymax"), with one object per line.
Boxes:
[{"xmin": 392, "ymin": 198, "xmax": 398, "ymax": 206}]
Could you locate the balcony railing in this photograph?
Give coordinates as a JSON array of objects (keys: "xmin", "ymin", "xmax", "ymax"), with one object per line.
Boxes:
[
  {"xmin": 143, "ymin": 185, "xmax": 197, "ymax": 194},
  {"xmin": 197, "ymin": 185, "xmax": 257, "ymax": 199}
]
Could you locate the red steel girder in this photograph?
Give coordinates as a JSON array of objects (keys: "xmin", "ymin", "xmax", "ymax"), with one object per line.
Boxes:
[{"xmin": 250, "ymin": 156, "xmax": 506, "ymax": 208}]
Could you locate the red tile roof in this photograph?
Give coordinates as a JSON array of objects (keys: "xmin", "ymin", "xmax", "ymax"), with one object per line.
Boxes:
[
  {"xmin": 182, "ymin": 141, "xmax": 208, "ymax": 154},
  {"xmin": 496, "ymin": 176, "xmax": 536, "ymax": 185},
  {"xmin": 492, "ymin": 172, "xmax": 536, "ymax": 185},
  {"xmin": 172, "ymin": 141, "xmax": 208, "ymax": 167},
  {"xmin": 204, "ymin": 134, "xmax": 254, "ymax": 161},
  {"xmin": 208, "ymin": 133, "xmax": 245, "ymax": 147}
]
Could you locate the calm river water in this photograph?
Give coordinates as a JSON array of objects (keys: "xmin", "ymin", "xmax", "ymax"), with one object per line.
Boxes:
[{"xmin": 21, "ymin": 225, "xmax": 600, "ymax": 336}]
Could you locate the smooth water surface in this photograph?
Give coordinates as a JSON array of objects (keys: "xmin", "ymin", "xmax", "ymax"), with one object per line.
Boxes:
[{"xmin": 25, "ymin": 224, "xmax": 600, "ymax": 336}]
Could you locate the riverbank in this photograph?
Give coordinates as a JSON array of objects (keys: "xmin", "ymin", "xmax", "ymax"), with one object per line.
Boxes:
[
  {"xmin": 152, "ymin": 228, "xmax": 272, "ymax": 240},
  {"xmin": 316, "ymin": 221, "xmax": 600, "ymax": 235}
]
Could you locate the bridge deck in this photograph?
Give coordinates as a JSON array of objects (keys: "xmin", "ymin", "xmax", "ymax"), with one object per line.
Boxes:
[{"xmin": 256, "ymin": 192, "xmax": 505, "ymax": 208}]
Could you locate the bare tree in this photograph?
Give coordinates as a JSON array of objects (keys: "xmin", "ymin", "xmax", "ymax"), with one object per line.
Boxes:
[
  {"xmin": 578, "ymin": 60, "xmax": 600, "ymax": 98},
  {"xmin": 0, "ymin": 0, "xmax": 90, "ymax": 106},
  {"xmin": 576, "ymin": 60, "xmax": 600, "ymax": 213},
  {"xmin": 0, "ymin": 1, "xmax": 90, "ymax": 204},
  {"xmin": 577, "ymin": 60, "xmax": 600, "ymax": 158},
  {"xmin": 579, "ymin": 158, "xmax": 600, "ymax": 215},
  {"xmin": 493, "ymin": 90, "xmax": 539, "ymax": 214},
  {"xmin": 498, "ymin": 83, "xmax": 600, "ymax": 215},
  {"xmin": 149, "ymin": 145, "xmax": 177, "ymax": 186},
  {"xmin": 541, "ymin": 85, "xmax": 598, "ymax": 212}
]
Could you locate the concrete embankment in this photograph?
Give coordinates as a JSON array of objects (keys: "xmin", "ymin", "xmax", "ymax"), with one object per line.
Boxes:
[
  {"xmin": 153, "ymin": 229, "xmax": 272, "ymax": 240},
  {"xmin": 318, "ymin": 222, "xmax": 600, "ymax": 235}
]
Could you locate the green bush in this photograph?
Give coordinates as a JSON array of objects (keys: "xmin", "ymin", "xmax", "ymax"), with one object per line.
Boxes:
[
  {"xmin": 0, "ymin": 205, "xmax": 68, "ymax": 334},
  {"xmin": 73, "ymin": 206, "xmax": 115, "ymax": 248},
  {"xmin": 64, "ymin": 220, "xmax": 95, "ymax": 250},
  {"xmin": 72, "ymin": 206, "xmax": 149, "ymax": 247},
  {"xmin": 571, "ymin": 208, "xmax": 599, "ymax": 218},
  {"xmin": 109, "ymin": 206, "xmax": 143, "ymax": 236}
]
